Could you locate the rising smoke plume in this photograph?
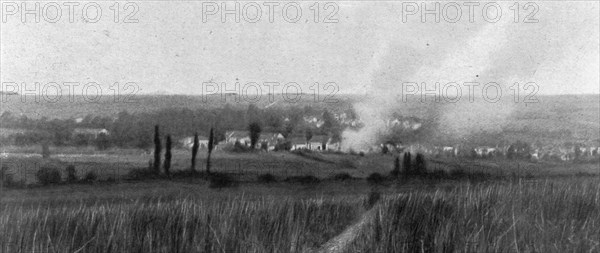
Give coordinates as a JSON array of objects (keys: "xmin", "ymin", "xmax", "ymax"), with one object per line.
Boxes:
[{"xmin": 340, "ymin": 10, "xmax": 591, "ymax": 151}]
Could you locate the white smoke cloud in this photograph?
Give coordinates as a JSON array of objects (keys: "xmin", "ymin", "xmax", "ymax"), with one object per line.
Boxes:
[{"xmin": 342, "ymin": 20, "xmax": 514, "ymax": 151}]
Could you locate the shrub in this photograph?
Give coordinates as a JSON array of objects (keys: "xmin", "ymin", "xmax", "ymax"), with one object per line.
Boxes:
[
  {"xmin": 274, "ymin": 141, "xmax": 292, "ymax": 151},
  {"xmin": 340, "ymin": 159, "xmax": 357, "ymax": 169},
  {"xmin": 284, "ymin": 175, "xmax": 320, "ymax": 184},
  {"xmin": 36, "ymin": 166, "xmax": 62, "ymax": 185},
  {"xmin": 103, "ymin": 177, "xmax": 116, "ymax": 183},
  {"xmin": 426, "ymin": 169, "xmax": 448, "ymax": 180},
  {"xmin": 257, "ymin": 173, "xmax": 277, "ymax": 183},
  {"xmin": 330, "ymin": 173, "xmax": 353, "ymax": 181},
  {"xmin": 367, "ymin": 172, "xmax": 385, "ymax": 184},
  {"xmin": 1, "ymin": 166, "xmax": 15, "ymax": 187},
  {"xmin": 84, "ymin": 171, "xmax": 98, "ymax": 182},
  {"xmin": 364, "ymin": 190, "xmax": 381, "ymax": 209},
  {"xmin": 209, "ymin": 173, "xmax": 236, "ymax": 188},
  {"xmin": 127, "ymin": 168, "xmax": 160, "ymax": 180},
  {"xmin": 223, "ymin": 141, "xmax": 253, "ymax": 153},
  {"xmin": 66, "ymin": 165, "xmax": 77, "ymax": 182}
]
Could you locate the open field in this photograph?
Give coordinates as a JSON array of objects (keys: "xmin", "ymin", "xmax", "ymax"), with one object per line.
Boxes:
[
  {"xmin": 1, "ymin": 126, "xmax": 598, "ymax": 253},
  {"xmin": 0, "ymin": 146, "xmax": 599, "ymax": 252},
  {"xmin": 347, "ymin": 179, "xmax": 600, "ymax": 252},
  {"xmin": 1, "ymin": 145, "xmax": 599, "ymax": 185},
  {"xmin": 1, "ymin": 177, "xmax": 598, "ymax": 252}
]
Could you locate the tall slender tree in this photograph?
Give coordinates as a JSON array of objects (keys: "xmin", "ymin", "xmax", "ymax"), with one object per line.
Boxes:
[
  {"xmin": 248, "ymin": 122, "xmax": 261, "ymax": 149},
  {"xmin": 191, "ymin": 132, "xmax": 199, "ymax": 173},
  {"xmin": 164, "ymin": 135, "xmax": 172, "ymax": 176},
  {"xmin": 402, "ymin": 152, "xmax": 412, "ymax": 176},
  {"xmin": 391, "ymin": 156, "xmax": 400, "ymax": 178},
  {"xmin": 415, "ymin": 153, "xmax": 426, "ymax": 174},
  {"xmin": 206, "ymin": 128, "xmax": 215, "ymax": 174},
  {"xmin": 153, "ymin": 125, "xmax": 161, "ymax": 173}
]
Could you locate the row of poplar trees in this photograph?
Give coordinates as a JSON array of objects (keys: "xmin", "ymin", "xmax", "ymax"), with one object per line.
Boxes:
[
  {"xmin": 152, "ymin": 125, "xmax": 215, "ymax": 176},
  {"xmin": 391, "ymin": 152, "xmax": 427, "ymax": 177}
]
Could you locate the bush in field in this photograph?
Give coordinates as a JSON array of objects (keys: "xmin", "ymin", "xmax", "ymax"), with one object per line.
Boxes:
[
  {"xmin": 224, "ymin": 141, "xmax": 253, "ymax": 153},
  {"xmin": 364, "ymin": 190, "xmax": 381, "ymax": 209},
  {"xmin": 258, "ymin": 173, "xmax": 277, "ymax": 183},
  {"xmin": 127, "ymin": 168, "xmax": 161, "ymax": 180},
  {"xmin": 285, "ymin": 175, "xmax": 320, "ymax": 184},
  {"xmin": 209, "ymin": 173, "xmax": 236, "ymax": 188},
  {"xmin": 1, "ymin": 165, "xmax": 16, "ymax": 187},
  {"xmin": 274, "ymin": 141, "xmax": 292, "ymax": 151},
  {"xmin": 94, "ymin": 133, "xmax": 111, "ymax": 150},
  {"xmin": 339, "ymin": 158, "xmax": 357, "ymax": 169},
  {"xmin": 84, "ymin": 171, "xmax": 98, "ymax": 182},
  {"xmin": 330, "ymin": 173, "xmax": 353, "ymax": 181},
  {"xmin": 66, "ymin": 165, "xmax": 77, "ymax": 182},
  {"xmin": 415, "ymin": 153, "xmax": 427, "ymax": 174},
  {"xmin": 367, "ymin": 173, "xmax": 385, "ymax": 184},
  {"xmin": 36, "ymin": 166, "xmax": 61, "ymax": 185}
]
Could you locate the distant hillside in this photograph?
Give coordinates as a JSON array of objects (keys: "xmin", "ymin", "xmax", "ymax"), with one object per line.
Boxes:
[
  {"xmin": 0, "ymin": 94, "xmax": 359, "ymax": 119},
  {"xmin": 1, "ymin": 94, "xmax": 598, "ymax": 143}
]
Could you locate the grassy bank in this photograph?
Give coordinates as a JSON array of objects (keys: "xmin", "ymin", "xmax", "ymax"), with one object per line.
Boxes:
[
  {"xmin": 0, "ymin": 196, "xmax": 362, "ymax": 252},
  {"xmin": 347, "ymin": 179, "xmax": 600, "ymax": 252}
]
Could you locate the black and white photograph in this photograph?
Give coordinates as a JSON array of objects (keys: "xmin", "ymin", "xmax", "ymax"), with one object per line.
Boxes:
[{"xmin": 1, "ymin": 1, "xmax": 599, "ymax": 252}]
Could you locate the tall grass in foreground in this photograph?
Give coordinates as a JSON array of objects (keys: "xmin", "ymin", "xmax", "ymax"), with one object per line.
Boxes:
[
  {"xmin": 347, "ymin": 180, "xmax": 600, "ymax": 252},
  {"xmin": 0, "ymin": 197, "xmax": 360, "ymax": 253}
]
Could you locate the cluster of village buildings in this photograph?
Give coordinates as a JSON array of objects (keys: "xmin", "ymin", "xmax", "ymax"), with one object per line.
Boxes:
[
  {"xmin": 177, "ymin": 129, "xmax": 600, "ymax": 163},
  {"xmin": 3, "ymin": 112, "xmax": 598, "ymax": 163},
  {"xmin": 383, "ymin": 143, "xmax": 600, "ymax": 162},
  {"xmin": 179, "ymin": 131, "xmax": 341, "ymax": 152}
]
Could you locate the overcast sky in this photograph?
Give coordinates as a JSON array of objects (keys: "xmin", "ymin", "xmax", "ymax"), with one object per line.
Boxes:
[{"xmin": 1, "ymin": 1, "xmax": 598, "ymax": 96}]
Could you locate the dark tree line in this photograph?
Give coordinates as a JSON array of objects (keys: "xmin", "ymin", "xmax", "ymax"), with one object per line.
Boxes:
[
  {"xmin": 0, "ymin": 105, "xmax": 349, "ymax": 150},
  {"xmin": 151, "ymin": 125, "xmax": 215, "ymax": 176}
]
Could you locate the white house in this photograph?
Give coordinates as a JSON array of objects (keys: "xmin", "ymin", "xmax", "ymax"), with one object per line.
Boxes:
[
  {"xmin": 73, "ymin": 128, "xmax": 109, "ymax": 139},
  {"xmin": 258, "ymin": 132, "xmax": 285, "ymax": 150},
  {"xmin": 225, "ymin": 131, "xmax": 251, "ymax": 145},
  {"xmin": 180, "ymin": 136, "xmax": 210, "ymax": 149},
  {"xmin": 289, "ymin": 137, "xmax": 308, "ymax": 150},
  {"xmin": 307, "ymin": 135, "xmax": 329, "ymax": 151}
]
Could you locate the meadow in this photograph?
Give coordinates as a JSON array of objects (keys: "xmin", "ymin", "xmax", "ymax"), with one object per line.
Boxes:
[
  {"xmin": 1, "ymin": 176, "xmax": 598, "ymax": 252},
  {"xmin": 1, "ymin": 145, "xmax": 599, "ymax": 253},
  {"xmin": 347, "ymin": 179, "xmax": 600, "ymax": 252},
  {"xmin": 2, "ymin": 145, "xmax": 598, "ymax": 186},
  {"xmin": 1, "ymin": 94, "xmax": 599, "ymax": 253}
]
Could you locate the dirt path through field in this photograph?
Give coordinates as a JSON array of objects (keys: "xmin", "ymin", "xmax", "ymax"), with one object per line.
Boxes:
[{"xmin": 312, "ymin": 204, "xmax": 378, "ymax": 253}]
